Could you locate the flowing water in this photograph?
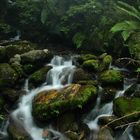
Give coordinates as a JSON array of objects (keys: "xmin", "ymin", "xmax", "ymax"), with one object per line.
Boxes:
[
  {"xmin": 0, "ymin": 56, "xmax": 138, "ymax": 140},
  {"xmin": 84, "ymin": 77, "xmax": 137, "ymax": 140},
  {"xmin": 9, "ymin": 56, "xmax": 75, "ymax": 140}
]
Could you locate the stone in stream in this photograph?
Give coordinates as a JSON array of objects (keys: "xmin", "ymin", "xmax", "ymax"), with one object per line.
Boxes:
[
  {"xmin": 29, "ymin": 66, "xmax": 52, "ymax": 87},
  {"xmin": 99, "ymin": 70, "xmax": 123, "ymax": 87},
  {"xmin": 32, "ymin": 84, "xmax": 97, "ymax": 122},
  {"xmin": 113, "ymin": 97, "xmax": 140, "ymax": 122},
  {"xmin": 72, "ymin": 68, "xmax": 92, "ymax": 83}
]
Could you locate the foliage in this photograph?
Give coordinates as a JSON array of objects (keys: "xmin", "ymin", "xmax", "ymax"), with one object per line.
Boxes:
[{"xmin": 111, "ymin": 1, "xmax": 140, "ymax": 59}]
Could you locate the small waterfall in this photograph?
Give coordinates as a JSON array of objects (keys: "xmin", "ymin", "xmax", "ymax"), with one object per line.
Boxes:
[
  {"xmin": 0, "ymin": 120, "xmax": 9, "ymax": 139},
  {"xmin": 85, "ymin": 78, "xmax": 136, "ymax": 139},
  {"xmin": 11, "ymin": 55, "xmax": 75, "ymax": 140}
]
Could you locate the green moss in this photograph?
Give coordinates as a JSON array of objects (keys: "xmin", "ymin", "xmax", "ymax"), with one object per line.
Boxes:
[
  {"xmin": 29, "ymin": 66, "xmax": 52, "ymax": 86},
  {"xmin": 103, "ymin": 55, "xmax": 112, "ymax": 65},
  {"xmin": 81, "ymin": 54, "xmax": 97, "ymax": 61},
  {"xmin": 0, "ymin": 63, "xmax": 18, "ymax": 87},
  {"xmin": 82, "ymin": 59, "xmax": 99, "ymax": 72},
  {"xmin": 113, "ymin": 97, "xmax": 140, "ymax": 121},
  {"xmin": 32, "ymin": 84, "xmax": 97, "ymax": 121},
  {"xmin": 100, "ymin": 70, "xmax": 123, "ymax": 86}
]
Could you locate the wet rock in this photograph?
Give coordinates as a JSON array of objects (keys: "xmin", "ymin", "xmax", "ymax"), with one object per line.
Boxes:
[
  {"xmin": 77, "ymin": 54, "xmax": 97, "ymax": 65},
  {"xmin": 113, "ymin": 97, "xmax": 140, "ymax": 121},
  {"xmin": 29, "ymin": 66, "xmax": 52, "ymax": 87},
  {"xmin": 133, "ymin": 122, "xmax": 140, "ymax": 138},
  {"xmin": 98, "ymin": 53, "xmax": 107, "ymax": 60},
  {"xmin": 124, "ymin": 84, "xmax": 137, "ymax": 96},
  {"xmin": 77, "ymin": 80, "xmax": 98, "ymax": 86},
  {"xmin": 65, "ymin": 130, "xmax": 78, "ymax": 140},
  {"xmin": 0, "ymin": 63, "xmax": 19, "ymax": 87},
  {"xmin": 99, "ymin": 70, "xmax": 123, "ymax": 87},
  {"xmin": 4, "ymin": 40, "xmax": 35, "ymax": 60},
  {"xmin": 82, "ymin": 59, "xmax": 99, "ymax": 72},
  {"xmin": 98, "ymin": 116, "xmax": 125, "ymax": 129},
  {"xmin": 32, "ymin": 84, "xmax": 97, "ymax": 121},
  {"xmin": 8, "ymin": 117, "xmax": 31, "ymax": 140},
  {"xmin": 54, "ymin": 112, "xmax": 78, "ymax": 133},
  {"xmin": 101, "ymin": 88, "xmax": 116, "ymax": 103},
  {"xmin": 99, "ymin": 55, "xmax": 112, "ymax": 71},
  {"xmin": 1, "ymin": 88, "xmax": 20, "ymax": 104},
  {"xmin": 21, "ymin": 49, "xmax": 52, "ymax": 64},
  {"xmin": 72, "ymin": 68, "xmax": 92, "ymax": 83},
  {"xmin": 97, "ymin": 127, "xmax": 114, "ymax": 140}
]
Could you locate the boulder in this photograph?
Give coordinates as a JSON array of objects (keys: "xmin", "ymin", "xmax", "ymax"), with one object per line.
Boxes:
[
  {"xmin": 99, "ymin": 70, "xmax": 123, "ymax": 87},
  {"xmin": 101, "ymin": 88, "xmax": 116, "ymax": 103},
  {"xmin": 72, "ymin": 68, "xmax": 92, "ymax": 83},
  {"xmin": 97, "ymin": 127, "xmax": 114, "ymax": 140},
  {"xmin": 82, "ymin": 59, "xmax": 99, "ymax": 72},
  {"xmin": 77, "ymin": 54, "xmax": 97, "ymax": 64},
  {"xmin": 113, "ymin": 97, "xmax": 140, "ymax": 121},
  {"xmin": 32, "ymin": 84, "xmax": 97, "ymax": 121},
  {"xmin": 29, "ymin": 66, "xmax": 52, "ymax": 87},
  {"xmin": 8, "ymin": 117, "xmax": 31, "ymax": 140},
  {"xmin": 21, "ymin": 49, "xmax": 52, "ymax": 64},
  {"xmin": 1, "ymin": 88, "xmax": 20, "ymax": 104},
  {"xmin": 0, "ymin": 63, "xmax": 18, "ymax": 87},
  {"xmin": 4, "ymin": 40, "xmax": 35, "ymax": 60}
]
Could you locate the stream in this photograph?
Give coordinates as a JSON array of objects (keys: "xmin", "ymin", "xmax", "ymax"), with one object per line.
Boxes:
[{"xmin": 0, "ymin": 55, "xmax": 138, "ymax": 140}]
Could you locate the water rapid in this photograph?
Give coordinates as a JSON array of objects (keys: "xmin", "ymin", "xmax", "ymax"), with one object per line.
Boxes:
[{"xmin": 10, "ymin": 56, "xmax": 75, "ymax": 140}]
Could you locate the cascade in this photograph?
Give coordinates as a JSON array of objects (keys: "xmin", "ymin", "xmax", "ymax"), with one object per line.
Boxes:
[{"xmin": 9, "ymin": 56, "xmax": 75, "ymax": 140}]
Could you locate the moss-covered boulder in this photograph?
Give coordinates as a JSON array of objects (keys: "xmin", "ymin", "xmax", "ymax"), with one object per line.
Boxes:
[
  {"xmin": 32, "ymin": 84, "xmax": 97, "ymax": 121},
  {"xmin": 72, "ymin": 68, "xmax": 92, "ymax": 83},
  {"xmin": 0, "ymin": 63, "xmax": 19, "ymax": 87},
  {"xmin": 133, "ymin": 122, "xmax": 140, "ymax": 138},
  {"xmin": 99, "ymin": 70, "xmax": 123, "ymax": 87},
  {"xmin": 77, "ymin": 54, "xmax": 97, "ymax": 64},
  {"xmin": 82, "ymin": 59, "xmax": 99, "ymax": 72},
  {"xmin": 29, "ymin": 66, "xmax": 52, "ymax": 87},
  {"xmin": 21, "ymin": 49, "xmax": 52, "ymax": 64},
  {"xmin": 113, "ymin": 97, "xmax": 140, "ymax": 121},
  {"xmin": 99, "ymin": 55, "xmax": 112, "ymax": 71}
]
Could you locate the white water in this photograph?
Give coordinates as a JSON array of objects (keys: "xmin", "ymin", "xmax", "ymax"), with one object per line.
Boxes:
[
  {"xmin": 85, "ymin": 78, "xmax": 136, "ymax": 139},
  {"xmin": 10, "ymin": 56, "xmax": 75, "ymax": 140}
]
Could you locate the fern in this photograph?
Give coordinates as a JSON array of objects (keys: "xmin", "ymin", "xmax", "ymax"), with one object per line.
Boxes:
[{"xmin": 117, "ymin": 1, "xmax": 140, "ymax": 21}]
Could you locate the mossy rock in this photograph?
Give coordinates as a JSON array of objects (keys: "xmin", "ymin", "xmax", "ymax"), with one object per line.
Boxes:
[
  {"xmin": 0, "ymin": 63, "xmax": 19, "ymax": 87},
  {"xmin": 82, "ymin": 59, "xmax": 99, "ymax": 72},
  {"xmin": 32, "ymin": 84, "xmax": 97, "ymax": 121},
  {"xmin": 133, "ymin": 122, "xmax": 140, "ymax": 138},
  {"xmin": 5, "ymin": 41, "xmax": 35, "ymax": 60},
  {"xmin": 21, "ymin": 49, "xmax": 52, "ymax": 64},
  {"xmin": 99, "ymin": 55, "xmax": 112, "ymax": 71},
  {"xmin": 113, "ymin": 97, "xmax": 140, "ymax": 121},
  {"xmin": 72, "ymin": 68, "xmax": 92, "ymax": 83},
  {"xmin": 99, "ymin": 70, "xmax": 123, "ymax": 87},
  {"xmin": 29, "ymin": 66, "xmax": 52, "ymax": 87}
]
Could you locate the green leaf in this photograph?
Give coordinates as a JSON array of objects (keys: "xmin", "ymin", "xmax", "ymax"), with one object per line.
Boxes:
[
  {"xmin": 136, "ymin": 68, "xmax": 140, "ymax": 72},
  {"xmin": 121, "ymin": 30, "xmax": 133, "ymax": 41},
  {"xmin": 117, "ymin": 1, "xmax": 140, "ymax": 21}
]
